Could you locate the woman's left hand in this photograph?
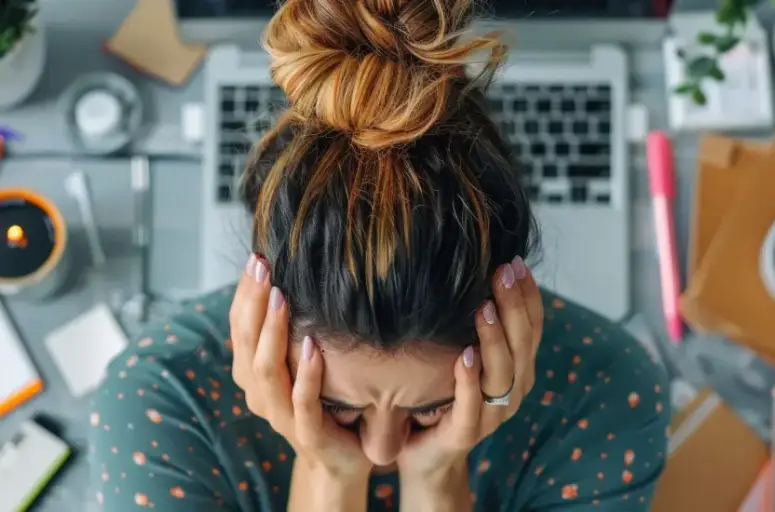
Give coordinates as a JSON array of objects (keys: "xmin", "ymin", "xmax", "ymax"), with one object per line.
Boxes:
[{"xmin": 396, "ymin": 257, "xmax": 544, "ymax": 484}]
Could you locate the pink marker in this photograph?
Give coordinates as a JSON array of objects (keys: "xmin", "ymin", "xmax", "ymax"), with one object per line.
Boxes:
[{"xmin": 646, "ymin": 131, "xmax": 682, "ymax": 344}]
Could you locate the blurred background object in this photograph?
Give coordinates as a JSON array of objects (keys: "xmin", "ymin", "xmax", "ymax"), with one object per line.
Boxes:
[{"xmin": 0, "ymin": 0, "xmax": 45, "ymax": 110}]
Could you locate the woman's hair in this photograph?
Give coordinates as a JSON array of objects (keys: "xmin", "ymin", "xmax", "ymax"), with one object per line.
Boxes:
[{"xmin": 241, "ymin": 0, "xmax": 539, "ymax": 352}]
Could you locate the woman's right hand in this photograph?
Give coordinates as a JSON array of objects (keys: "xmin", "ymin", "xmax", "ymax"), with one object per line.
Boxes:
[{"xmin": 229, "ymin": 254, "xmax": 372, "ymax": 482}]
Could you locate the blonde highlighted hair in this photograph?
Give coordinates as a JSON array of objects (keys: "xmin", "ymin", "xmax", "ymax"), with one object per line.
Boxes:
[{"xmin": 242, "ymin": 0, "xmax": 537, "ymax": 350}]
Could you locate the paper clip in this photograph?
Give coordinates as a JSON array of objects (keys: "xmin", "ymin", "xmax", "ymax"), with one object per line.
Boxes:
[{"xmin": 0, "ymin": 126, "xmax": 23, "ymax": 141}]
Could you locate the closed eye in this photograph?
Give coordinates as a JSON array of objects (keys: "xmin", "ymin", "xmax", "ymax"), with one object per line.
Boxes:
[
  {"xmin": 321, "ymin": 403, "xmax": 359, "ymax": 415},
  {"xmin": 321, "ymin": 401, "xmax": 454, "ymax": 418},
  {"xmin": 411, "ymin": 404, "xmax": 454, "ymax": 417}
]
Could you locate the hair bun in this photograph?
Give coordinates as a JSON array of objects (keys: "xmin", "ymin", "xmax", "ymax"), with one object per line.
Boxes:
[{"xmin": 263, "ymin": 0, "xmax": 506, "ymax": 149}]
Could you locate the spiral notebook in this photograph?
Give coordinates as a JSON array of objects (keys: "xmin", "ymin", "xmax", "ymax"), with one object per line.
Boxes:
[{"xmin": 0, "ymin": 302, "xmax": 43, "ymax": 417}]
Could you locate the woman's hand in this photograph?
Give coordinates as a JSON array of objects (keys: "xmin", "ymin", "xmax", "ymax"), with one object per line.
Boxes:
[
  {"xmin": 396, "ymin": 257, "xmax": 543, "ymax": 506},
  {"xmin": 229, "ymin": 254, "xmax": 372, "ymax": 505}
]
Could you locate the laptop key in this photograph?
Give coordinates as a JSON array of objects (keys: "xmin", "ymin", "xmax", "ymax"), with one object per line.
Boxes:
[
  {"xmin": 543, "ymin": 164, "xmax": 558, "ymax": 178},
  {"xmin": 568, "ymin": 164, "xmax": 610, "ymax": 178},
  {"xmin": 512, "ymin": 99, "xmax": 528, "ymax": 112},
  {"xmin": 571, "ymin": 185, "xmax": 587, "ymax": 203},
  {"xmin": 579, "ymin": 142, "xmax": 610, "ymax": 157},
  {"xmin": 572, "ymin": 120, "xmax": 588, "ymax": 135},
  {"xmin": 218, "ymin": 185, "xmax": 232, "ymax": 203}
]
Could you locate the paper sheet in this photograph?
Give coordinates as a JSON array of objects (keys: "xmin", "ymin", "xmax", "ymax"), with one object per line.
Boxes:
[{"xmin": 45, "ymin": 303, "xmax": 128, "ymax": 398}]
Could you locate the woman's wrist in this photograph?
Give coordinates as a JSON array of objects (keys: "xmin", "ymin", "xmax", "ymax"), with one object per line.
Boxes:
[
  {"xmin": 399, "ymin": 459, "xmax": 472, "ymax": 512},
  {"xmin": 289, "ymin": 456, "xmax": 370, "ymax": 512}
]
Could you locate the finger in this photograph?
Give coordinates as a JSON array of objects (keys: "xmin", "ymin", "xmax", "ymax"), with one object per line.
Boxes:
[
  {"xmin": 491, "ymin": 260, "xmax": 532, "ymax": 383},
  {"xmin": 292, "ymin": 336, "xmax": 324, "ymax": 447},
  {"xmin": 448, "ymin": 346, "xmax": 483, "ymax": 447},
  {"xmin": 475, "ymin": 299, "xmax": 514, "ymax": 400},
  {"xmin": 231, "ymin": 254, "xmax": 272, "ymax": 390},
  {"xmin": 253, "ymin": 286, "xmax": 293, "ymax": 421},
  {"xmin": 231, "ymin": 254, "xmax": 272, "ymax": 357},
  {"xmin": 513, "ymin": 258, "xmax": 544, "ymax": 352}
]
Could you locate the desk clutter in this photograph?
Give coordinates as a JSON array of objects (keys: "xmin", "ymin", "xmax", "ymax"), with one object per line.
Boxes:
[
  {"xmin": 647, "ymin": 132, "xmax": 775, "ymax": 512},
  {"xmin": 0, "ymin": 420, "xmax": 71, "ymax": 512}
]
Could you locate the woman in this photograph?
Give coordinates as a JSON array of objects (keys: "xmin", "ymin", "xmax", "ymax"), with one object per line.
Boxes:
[{"xmin": 89, "ymin": 0, "xmax": 669, "ymax": 510}]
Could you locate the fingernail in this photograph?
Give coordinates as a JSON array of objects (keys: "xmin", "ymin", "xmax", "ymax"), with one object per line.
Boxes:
[
  {"xmin": 255, "ymin": 258, "xmax": 268, "ymax": 282},
  {"xmin": 302, "ymin": 336, "xmax": 314, "ymax": 361},
  {"xmin": 246, "ymin": 254, "xmax": 257, "ymax": 276},
  {"xmin": 500, "ymin": 263, "xmax": 515, "ymax": 289},
  {"xmin": 483, "ymin": 302, "xmax": 497, "ymax": 325},
  {"xmin": 463, "ymin": 346, "xmax": 475, "ymax": 368},
  {"xmin": 512, "ymin": 255, "xmax": 527, "ymax": 280},
  {"xmin": 270, "ymin": 287, "xmax": 285, "ymax": 310}
]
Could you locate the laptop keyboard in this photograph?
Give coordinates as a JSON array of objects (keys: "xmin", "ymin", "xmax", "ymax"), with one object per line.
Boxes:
[
  {"xmin": 215, "ymin": 83, "xmax": 613, "ymax": 205},
  {"xmin": 216, "ymin": 85, "xmax": 287, "ymax": 203},
  {"xmin": 488, "ymin": 83, "xmax": 613, "ymax": 205}
]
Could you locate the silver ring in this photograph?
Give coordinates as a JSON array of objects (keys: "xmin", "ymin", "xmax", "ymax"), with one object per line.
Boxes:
[{"xmin": 482, "ymin": 376, "xmax": 515, "ymax": 407}]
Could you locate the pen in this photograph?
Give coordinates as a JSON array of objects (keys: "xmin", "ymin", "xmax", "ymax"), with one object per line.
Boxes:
[{"xmin": 646, "ymin": 131, "xmax": 682, "ymax": 344}]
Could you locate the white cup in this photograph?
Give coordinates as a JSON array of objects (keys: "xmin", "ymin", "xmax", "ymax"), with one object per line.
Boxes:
[
  {"xmin": 74, "ymin": 90, "xmax": 122, "ymax": 139},
  {"xmin": 761, "ymin": 220, "xmax": 775, "ymax": 301}
]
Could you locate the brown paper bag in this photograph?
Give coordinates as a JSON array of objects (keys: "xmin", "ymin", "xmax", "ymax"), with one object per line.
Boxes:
[{"xmin": 680, "ymin": 135, "xmax": 775, "ymax": 360}]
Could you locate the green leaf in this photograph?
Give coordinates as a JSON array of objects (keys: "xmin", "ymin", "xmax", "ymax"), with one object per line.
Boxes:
[
  {"xmin": 687, "ymin": 56, "xmax": 717, "ymax": 79},
  {"xmin": 715, "ymin": 35, "xmax": 741, "ymax": 53},
  {"xmin": 715, "ymin": 4, "xmax": 735, "ymax": 24},
  {"xmin": 691, "ymin": 87, "xmax": 708, "ymax": 106},
  {"xmin": 707, "ymin": 64, "xmax": 725, "ymax": 81},
  {"xmin": 697, "ymin": 32, "xmax": 717, "ymax": 45},
  {"xmin": 715, "ymin": 2, "xmax": 747, "ymax": 26},
  {"xmin": 674, "ymin": 83, "xmax": 696, "ymax": 95}
]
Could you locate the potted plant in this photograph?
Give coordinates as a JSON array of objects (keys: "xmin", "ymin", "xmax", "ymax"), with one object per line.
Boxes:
[
  {"xmin": 0, "ymin": 0, "xmax": 45, "ymax": 110},
  {"xmin": 674, "ymin": 0, "xmax": 761, "ymax": 105}
]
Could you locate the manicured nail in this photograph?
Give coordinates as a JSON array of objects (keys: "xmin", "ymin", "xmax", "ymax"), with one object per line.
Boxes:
[
  {"xmin": 246, "ymin": 254, "xmax": 257, "ymax": 276},
  {"xmin": 512, "ymin": 256, "xmax": 527, "ymax": 280},
  {"xmin": 463, "ymin": 346, "xmax": 475, "ymax": 368},
  {"xmin": 302, "ymin": 336, "xmax": 314, "ymax": 361},
  {"xmin": 500, "ymin": 263, "xmax": 515, "ymax": 289},
  {"xmin": 255, "ymin": 258, "xmax": 268, "ymax": 282},
  {"xmin": 483, "ymin": 301, "xmax": 497, "ymax": 325},
  {"xmin": 270, "ymin": 287, "xmax": 285, "ymax": 310}
]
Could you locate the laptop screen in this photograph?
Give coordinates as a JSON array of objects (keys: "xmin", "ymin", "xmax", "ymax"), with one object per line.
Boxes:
[{"xmin": 176, "ymin": 0, "xmax": 669, "ymax": 19}]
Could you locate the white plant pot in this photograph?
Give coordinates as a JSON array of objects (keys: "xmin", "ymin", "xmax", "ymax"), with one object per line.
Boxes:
[{"xmin": 0, "ymin": 18, "xmax": 46, "ymax": 110}]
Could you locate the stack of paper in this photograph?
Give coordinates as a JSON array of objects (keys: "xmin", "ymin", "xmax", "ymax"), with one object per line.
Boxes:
[{"xmin": 0, "ymin": 302, "xmax": 43, "ymax": 417}]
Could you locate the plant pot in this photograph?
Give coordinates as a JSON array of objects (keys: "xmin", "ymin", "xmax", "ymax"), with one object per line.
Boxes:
[{"xmin": 0, "ymin": 17, "xmax": 46, "ymax": 111}]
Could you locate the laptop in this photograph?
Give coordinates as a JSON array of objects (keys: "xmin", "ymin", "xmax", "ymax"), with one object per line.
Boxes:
[{"xmin": 182, "ymin": 0, "xmax": 669, "ymax": 321}]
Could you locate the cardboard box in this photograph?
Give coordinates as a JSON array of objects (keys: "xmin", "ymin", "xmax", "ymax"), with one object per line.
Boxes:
[
  {"xmin": 680, "ymin": 135, "xmax": 775, "ymax": 361},
  {"xmin": 652, "ymin": 390, "xmax": 769, "ymax": 512}
]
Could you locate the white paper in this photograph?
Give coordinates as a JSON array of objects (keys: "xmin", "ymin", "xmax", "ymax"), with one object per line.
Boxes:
[
  {"xmin": 0, "ymin": 303, "xmax": 40, "ymax": 408},
  {"xmin": 45, "ymin": 303, "xmax": 128, "ymax": 398}
]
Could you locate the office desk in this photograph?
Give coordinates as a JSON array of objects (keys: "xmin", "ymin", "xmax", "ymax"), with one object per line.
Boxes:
[{"xmin": 1, "ymin": 1, "xmax": 772, "ymax": 510}]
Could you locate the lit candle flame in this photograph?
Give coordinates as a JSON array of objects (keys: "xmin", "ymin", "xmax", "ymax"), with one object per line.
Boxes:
[{"xmin": 6, "ymin": 224, "xmax": 27, "ymax": 248}]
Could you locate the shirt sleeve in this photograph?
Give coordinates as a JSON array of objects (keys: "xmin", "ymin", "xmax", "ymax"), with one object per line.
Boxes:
[
  {"xmin": 523, "ymin": 329, "xmax": 671, "ymax": 511},
  {"xmin": 88, "ymin": 323, "xmax": 238, "ymax": 510}
]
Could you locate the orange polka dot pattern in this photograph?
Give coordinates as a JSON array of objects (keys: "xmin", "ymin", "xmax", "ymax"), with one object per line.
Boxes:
[{"xmin": 89, "ymin": 287, "xmax": 669, "ymax": 511}]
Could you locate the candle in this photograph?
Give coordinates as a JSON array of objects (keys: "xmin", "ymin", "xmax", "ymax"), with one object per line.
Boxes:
[{"xmin": 0, "ymin": 189, "xmax": 69, "ymax": 299}]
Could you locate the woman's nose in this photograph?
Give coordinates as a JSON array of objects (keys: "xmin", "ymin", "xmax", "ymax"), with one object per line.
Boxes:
[{"xmin": 359, "ymin": 415, "xmax": 410, "ymax": 466}]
